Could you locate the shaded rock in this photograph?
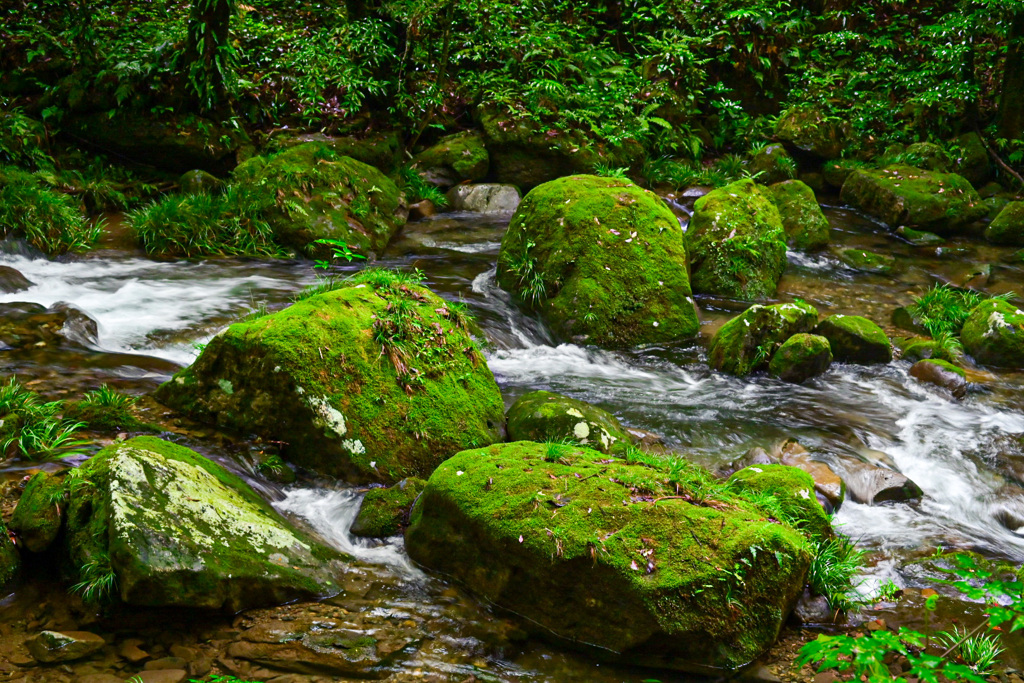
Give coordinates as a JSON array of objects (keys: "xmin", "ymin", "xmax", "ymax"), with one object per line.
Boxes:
[
  {"xmin": 892, "ymin": 306, "xmax": 929, "ymax": 335},
  {"xmin": 910, "ymin": 359, "xmax": 967, "ymax": 399},
  {"xmin": 351, "ymin": 478, "xmax": 427, "ymax": 538},
  {"xmin": 768, "ymin": 333, "xmax": 832, "ymax": 383},
  {"xmin": 775, "ymin": 106, "xmax": 853, "ymax": 160},
  {"xmin": 766, "ymin": 180, "xmax": 830, "ymax": 251},
  {"xmin": 840, "ymin": 165, "xmax": 986, "ymax": 234},
  {"xmin": 145, "ymin": 656, "xmax": 188, "ymax": 670},
  {"xmin": 985, "ymin": 201, "xmax": 1024, "ymax": 246},
  {"xmin": 838, "ymin": 248, "xmax": 897, "ymax": 275},
  {"xmin": 949, "ymin": 132, "xmax": 992, "ymax": 187},
  {"xmin": 896, "ymin": 226, "xmax": 944, "ymax": 246},
  {"xmin": 903, "ymin": 142, "xmax": 949, "ymax": 171},
  {"xmin": 56, "ymin": 437, "xmax": 345, "ymax": 610},
  {"xmin": 0, "ymin": 301, "xmax": 98, "ymax": 350},
  {"xmin": 178, "ymin": 169, "xmax": 222, "ymax": 195},
  {"xmin": 155, "ymin": 272, "xmax": 505, "ymax": 483},
  {"xmin": 822, "ymin": 159, "xmax": 867, "ymax": 190},
  {"xmin": 406, "ymin": 442, "xmax": 817, "ymax": 672},
  {"xmin": 984, "ymin": 196, "xmax": 1010, "ymax": 221},
  {"xmin": 770, "ymin": 440, "xmax": 845, "ymax": 512},
  {"xmin": 708, "ymin": 302, "xmax": 819, "ymax": 376},
  {"xmin": 496, "ymin": 175, "xmax": 699, "ymax": 348},
  {"xmin": 407, "ymin": 200, "xmax": 435, "ymax": 220},
  {"xmin": 118, "ymin": 640, "xmax": 150, "ymax": 664},
  {"xmin": 814, "ymin": 314, "xmax": 892, "ymax": 364},
  {"xmin": 0, "ymin": 265, "xmax": 31, "ymax": 293},
  {"xmin": 9, "ymin": 471, "xmax": 63, "ymax": 552},
  {"xmin": 445, "ymin": 183, "xmax": 520, "ymax": 214},
  {"xmin": 749, "ymin": 144, "xmax": 796, "ymax": 185},
  {"xmin": 961, "ymin": 299, "xmax": 1024, "ymax": 368},
  {"xmin": 266, "ymin": 130, "xmax": 402, "ymax": 173},
  {"xmin": 842, "ymin": 461, "xmax": 923, "ymax": 505},
  {"xmin": 413, "ymin": 131, "xmax": 489, "ymax": 187},
  {"xmin": 26, "ymin": 630, "xmax": 105, "ymax": 663},
  {"xmin": 793, "ymin": 588, "xmax": 837, "ymax": 625},
  {"xmin": 505, "ymin": 390, "xmax": 631, "ymax": 454},
  {"xmin": 687, "ymin": 178, "xmax": 788, "ymax": 299}
]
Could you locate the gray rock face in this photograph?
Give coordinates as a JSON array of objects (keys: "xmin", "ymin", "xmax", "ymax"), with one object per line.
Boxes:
[{"xmin": 445, "ymin": 184, "xmax": 521, "ymax": 213}]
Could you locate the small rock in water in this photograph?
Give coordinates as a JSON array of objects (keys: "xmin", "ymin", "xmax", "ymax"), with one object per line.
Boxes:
[
  {"xmin": 446, "ymin": 183, "xmax": 521, "ymax": 213},
  {"xmin": 407, "ymin": 199, "xmax": 436, "ymax": 220},
  {"xmin": 26, "ymin": 630, "xmax": 105, "ymax": 663},
  {"xmin": 842, "ymin": 461, "xmax": 922, "ymax": 505},
  {"xmin": 909, "ymin": 359, "xmax": 967, "ymax": 399},
  {"xmin": 0, "ymin": 265, "xmax": 32, "ymax": 293}
]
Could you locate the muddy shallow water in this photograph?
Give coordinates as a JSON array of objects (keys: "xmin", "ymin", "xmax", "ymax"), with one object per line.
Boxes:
[{"xmin": 2, "ymin": 199, "xmax": 1024, "ymax": 681}]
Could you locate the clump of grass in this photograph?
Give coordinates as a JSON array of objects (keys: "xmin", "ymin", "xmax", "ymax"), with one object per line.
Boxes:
[
  {"xmin": 348, "ymin": 267, "xmax": 425, "ymax": 292},
  {"xmin": 908, "ymin": 284, "xmax": 1013, "ymax": 337},
  {"xmin": 0, "ymin": 166, "xmax": 99, "ymax": 254},
  {"xmin": 937, "ymin": 625, "xmax": 1004, "ymax": 675},
  {"xmin": 70, "ymin": 555, "xmax": 118, "ymax": 604},
  {"xmin": 807, "ymin": 533, "xmax": 866, "ymax": 613},
  {"xmin": 591, "ymin": 162, "xmax": 631, "ymax": 180},
  {"xmin": 65, "ymin": 384, "xmax": 147, "ymax": 433},
  {"xmin": 503, "ymin": 239, "xmax": 547, "ymax": 307},
  {"xmin": 128, "ymin": 184, "xmax": 287, "ymax": 258},
  {"xmin": 0, "ymin": 377, "xmax": 89, "ymax": 460},
  {"xmin": 398, "ymin": 165, "xmax": 449, "ymax": 208}
]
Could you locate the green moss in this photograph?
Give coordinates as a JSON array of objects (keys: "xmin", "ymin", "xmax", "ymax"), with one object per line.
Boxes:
[
  {"xmin": 726, "ymin": 464, "xmax": 832, "ymax": 542},
  {"xmin": 902, "ymin": 142, "xmax": 949, "ymax": 171},
  {"xmin": 496, "ymin": 175, "xmax": 699, "ymax": 348},
  {"xmin": 838, "ymin": 248, "xmax": 897, "ymax": 275},
  {"xmin": 897, "ymin": 337, "xmax": 959, "ymax": 363},
  {"xmin": 984, "ymin": 201, "xmax": 1024, "ymax": 246},
  {"xmin": 896, "ymin": 226, "xmax": 944, "ymax": 246},
  {"xmin": 822, "ymin": 159, "xmax": 870, "ymax": 190},
  {"xmin": 406, "ymin": 442, "xmax": 816, "ymax": 672},
  {"xmin": 768, "ymin": 333, "xmax": 832, "ymax": 383},
  {"xmin": 156, "ymin": 273, "xmax": 505, "ymax": 483},
  {"xmin": 749, "ymin": 144, "xmax": 796, "ymax": 185},
  {"xmin": 916, "ymin": 358, "xmax": 965, "ymax": 377},
  {"xmin": 840, "ymin": 165, "xmax": 987, "ymax": 234},
  {"xmin": 961, "ymin": 299, "xmax": 1024, "ymax": 368},
  {"xmin": 0, "ymin": 519, "xmax": 18, "ymax": 588},
  {"xmin": 413, "ymin": 131, "xmax": 489, "ymax": 182},
  {"xmin": 687, "ymin": 179, "xmax": 788, "ymax": 299},
  {"xmin": 351, "ymin": 477, "xmax": 426, "ymax": 537},
  {"xmin": 708, "ymin": 302, "xmax": 819, "ymax": 376},
  {"xmin": 775, "ymin": 106, "xmax": 853, "ymax": 159},
  {"xmin": 9, "ymin": 471, "xmax": 65, "ymax": 553},
  {"xmin": 813, "ymin": 315, "xmax": 892, "ymax": 364},
  {"xmin": 766, "ymin": 180, "xmax": 830, "ymax": 251},
  {"xmin": 506, "ymin": 390, "xmax": 632, "ymax": 454}
]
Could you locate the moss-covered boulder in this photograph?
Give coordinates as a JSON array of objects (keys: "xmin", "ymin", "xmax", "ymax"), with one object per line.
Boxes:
[
  {"xmin": 775, "ymin": 106, "xmax": 853, "ymax": 160},
  {"xmin": 9, "ymin": 471, "xmax": 64, "ymax": 552},
  {"xmin": 413, "ymin": 132, "xmax": 489, "ymax": 188},
  {"xmin": 708, "ymin": 302, "xmax": 819, "ymax": 376},
  {"xmin": 39, "ymin": 437, "xmax": 343, "ymax": 610},
  {"xmin": 506, "ymin": 390, "xmax": 631, "ymax": 454},
  {"xmin": 155, "ymin": 270, "xmax": 505, "ymax": 483},
  {"xmin": 838, "ymin": 248, "xmax": 897, "ymax": 275},
  {"xmin": 351, "ymin": 478, "xmax": 427, "ymax": 538},
  {"xmin": 768, "ymin": 333, "xmax": 832, "ymax": 383},
  {"xmin": 822, "ymin": 159, "xmax": 867, "ymax": 190},
  {"xmin": 179, "ymin": 169, "xmax": 223, "ymax": 195},
  {"xmin": 727, "ymin": 464, "xmax": 833, "ymax": 541},
  {"xmin": 0, "ymin": 519, "xmax": 18, "ymax": 589},
  {"xmin": 496, "ymin": 175, "xmax": 699, "ymax": 348},
  {"xmin": 903, "ymin": 142, "xmax": 949, "ymax": 171},
  {"xmin": 909, "ymin": 359, "xmax": 967, "ymax": 399},
  {"xmin": 896, "ymin": 226, "xmax": 944, "ymax": 246},
  {"xmin": 687, "ymin": 179, "xmax": 788, "ymax": 299},
  {"xmin": 266, "ymin": 131, "xmax": 403, "ymax": 173},
  {"xmin": 985, "ymin": 202, "xmax": 1024, "ymax": 246},
  {"xmin": 766, "ymin": 180, "xmax": 830, "ymax": 251},
  {"xmin": 896, "ymin": 336, "xmax": 959, "ymax": 363},
  {"xmin": 949, "ymin": 132, "xmax": 992, "ymax": 187},
  {"xmin": 405, "ymin": 442, "xmax": 817, "ymax": 672},
  {"xmin": 840, "ymin": 165, "xmax": 987, "ymax": 234},
  {"xmin": 232, "ymin": 142, "xmax": 407, "ymax": 258},
  {"xmin": 814, "ymin": 315, "xmax": 892, "ymax": 364},
  {"xmin": 749, "ymin": 144, "xmax": 796, "ymax": 185},
  {"xmin": 961, "ymin": 299, "xmax": 1024, "ymax": 368}
]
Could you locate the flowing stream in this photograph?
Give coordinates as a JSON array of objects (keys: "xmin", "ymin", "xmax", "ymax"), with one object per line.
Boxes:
[{"xmin": 3, "ymin": 205, "xmax": 1024, "ymax": 679}]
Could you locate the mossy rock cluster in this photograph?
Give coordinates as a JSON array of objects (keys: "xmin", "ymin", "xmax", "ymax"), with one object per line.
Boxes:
[
  {"xmin": 768, "ymin": 333, "xmax": 833, "ymax": 383},
  {"xmin": 351, "ymin": 477, "xmax": 427, "ymax": 538},
  {"xmin": 413, "ymin": 131, "xmax": 489, "ymax": 187},
  {"xmin": 774, "ymin": 106, "xmax": 853, "ymax": 160},
  {"xmin": 687, "ymin": 179, "xmax": 788, "ymax": 300},
  {"xmin": 766, "ymin": 180, "xmax": 830, "ymax": 251},
  {"xmin": 840, "ymin": 165, "xmax": 986, "ymax": 234},
  {"xmin": 496, "ymin": 175, "xmax": 699, "ymax": 348},
  {"xmin": 984, "ymin": 202, "xmax": 1024, "ymax": 246},
  {"xmin": 12, "ymin": 437, "xmax": 343, "ymax": 610},
  {"xmin": 708, "ymin": 302, "xmax": 819, "ymax": 376},
  {"xmin": 961, "ymin": 299, "xmax": 1024, "ymax": 368},
  {"xmin": 155, "ymin": 271, "xmax": 506, "ymax": 483},
  {"xmin": 405, "ymin": 441, "xmax": 823, "ymax": 672},
  {"xmin": 813, "ymin": 314, "xmax": 892, "ymax": 364},
  {"xmin": 505, "ymin": 390, "xmax": 632, "ymax": 454}
]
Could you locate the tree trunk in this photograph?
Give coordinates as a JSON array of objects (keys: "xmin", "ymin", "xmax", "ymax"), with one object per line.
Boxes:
[
  {"xmin": 999, "ymin": 10, "xmax": 1024, "ymax": 140},
  {"xmin": 185, "ymin": 0, "xmax": 234, "ymax": 110}
]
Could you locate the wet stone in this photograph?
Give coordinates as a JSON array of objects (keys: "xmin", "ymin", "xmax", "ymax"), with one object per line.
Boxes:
[{"xmin": 26, "ymin": 630, "xmax": 105, "ymax": 663}]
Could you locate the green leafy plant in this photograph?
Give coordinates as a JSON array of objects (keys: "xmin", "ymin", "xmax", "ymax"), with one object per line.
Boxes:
[
  {"xmin": 908, "ymin": 285, "xmax": 1014, "ymax": 337},
  {"xmin": 808, "ymin": 534, "xmax": 866, "ymax": 613},
  {"xmin": 398, "ymin": 166, "xmax": 449, "ymax": 208},
  {"xmin": 0, "ymin": 378, "xmax": 89, "ymax": 461},
  {"xmin": 70, "ymin": 555, "xmax": 118, "ymax": 604},
  {"xmin": 936, "ymin": 626, "xmax": 1004, "ymax": 676}
]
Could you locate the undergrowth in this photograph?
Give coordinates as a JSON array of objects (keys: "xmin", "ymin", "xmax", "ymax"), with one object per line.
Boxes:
[
  {"xmin": 908, "ymin": 285, "xmax": 1014, "ymax": 337},
  {"xmin": 0, "ymin": 378, "xmax": 89, "ymax": 460},
  {"xmin": 0, "ymin": 166, "xmax": 99, "ymax": 254}
]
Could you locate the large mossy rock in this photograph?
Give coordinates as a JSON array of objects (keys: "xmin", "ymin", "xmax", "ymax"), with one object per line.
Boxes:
[
  {"xmin": 766, "ymin": 180, "xmax": 830, "ymax": 251},
  {"xmin": 155, "ymin": 271, "xmax": 505, "ymax": 483},
  {"xmin": 768, "ymin": 333, "xmax": 832, "ymax": 383},
  {"xmin": 985, "ymin": 202, "xmax": 1024, "ymax": 246},
  {"xmin": 708, "ymin": 302, "xmax": 819, "ymax": 376},
  {"xmin": 506, "ymin": 390, "xmax": 631, "ymax": 454},
  {"xmin": 840, "ymin": 165, "xmax": 987, "ymax": 234},
  {"xmin": 413, "ymin": 132, "xmax": 489, "ymax": 188},
  {"xmin": 351, "ymin": 478, "xmax": 427, "ymax": 538},
  {"xmin": 814, "ymin": 314, "xmax": 892, "ymax": 364},
  {"xmin": 9, "ymin": 471, "xmax": 64, "ymax": 553},
  {"xmin": 43, "ymin": 437, "xmax": 341, "ymax": 610},
  {"xmin": 774, "ymin": 106, "xmax": 853, "ymax": 160},
  {"xmin": 480, "ymin": 107, "xmax": 641, "ymax": 190},
  {"xmin": 961, "ymin": 299, "xmax": 1024, "ymax": 368},
  {"xmin": 232, "ymin": 142, "xmax": 407, "ymax": 258},
  {"xmin": 405, "ymin": 442, "xmax": 817, "ymax": 672},
  {"xmin": 687, "ymin": 179, "xmax": 788, "ymax": 299},
  {"xmin": 496, "ymin": 175, "xmax": 699, "ymax": 348}
]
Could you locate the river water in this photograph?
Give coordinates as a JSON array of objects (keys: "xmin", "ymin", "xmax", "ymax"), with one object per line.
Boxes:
[{"xmin": 2, "ymin": 203, "xmax": 1024, "ymax": 679}]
